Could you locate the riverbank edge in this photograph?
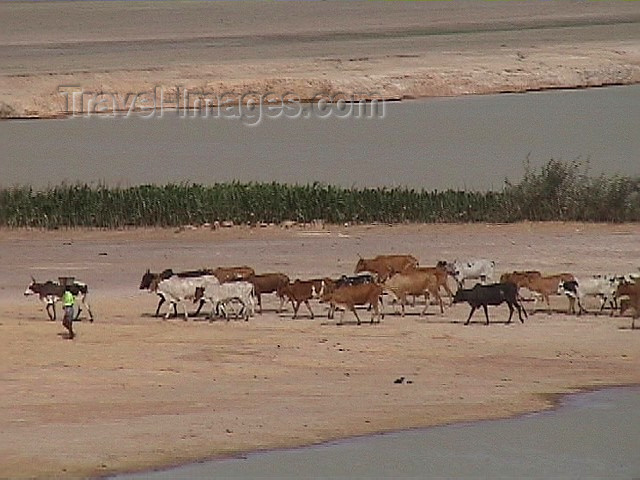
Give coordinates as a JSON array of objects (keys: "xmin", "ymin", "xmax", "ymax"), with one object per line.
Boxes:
[
  {"xmin": 2, "ymin": 71, "xmax": 640, "ymax": 121},
  {"xmin": 100, "ymin": 382, "xmax": 640, "ymax": 480}
]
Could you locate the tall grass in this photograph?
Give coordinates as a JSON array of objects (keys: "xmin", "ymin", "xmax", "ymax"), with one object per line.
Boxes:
[{"xmin": 1, "ymin": 160, "xmax": 638, "ymax": 228}]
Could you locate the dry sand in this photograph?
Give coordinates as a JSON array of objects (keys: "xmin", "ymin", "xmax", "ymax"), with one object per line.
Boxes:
[
  {"xmin": 0, "ymin": 222, "xmax": 639, "ymax": 479},
  {"xmin": 1, "ymin": 0, "xmax": 640, "ymax": 118}
]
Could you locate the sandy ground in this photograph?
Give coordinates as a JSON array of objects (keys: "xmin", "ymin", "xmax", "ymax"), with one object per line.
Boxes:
[
  {"xmin": 1, "ymin": 0, "xmax": 640, "ymax": 118},
  {"xmin": 0, "ymin": 222, "xmax": 639, "ymax": 479}
]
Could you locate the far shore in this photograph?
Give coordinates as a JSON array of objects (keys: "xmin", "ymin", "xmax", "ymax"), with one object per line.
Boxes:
[{"xmin": 1, "ymin": 0, "xmax": 639, "ymax": 119}]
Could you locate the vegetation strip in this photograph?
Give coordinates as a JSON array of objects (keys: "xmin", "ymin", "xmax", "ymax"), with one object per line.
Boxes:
[{"xmin": 1, "ymin": 160, "xmax": 638, "ymax": 228}]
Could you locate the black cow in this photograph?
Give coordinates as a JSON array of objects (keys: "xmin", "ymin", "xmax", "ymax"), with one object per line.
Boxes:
[
  {"xmin": 453, "ymin": 282, "xmax": 527, "ymax": 325},
  {"xmin": 24, "ymin": 278, "xmax": 93, "ymax": 322},
  {"xmin": 335, "ymin": 274, "xmax": 376, "ymax": 288}
]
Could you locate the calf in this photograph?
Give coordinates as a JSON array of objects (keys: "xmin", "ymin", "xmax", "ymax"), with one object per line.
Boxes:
[
  {"xmin": 194, "ymin": 279, "xmax": 256, "ymax": 320},
  {"xmin": 323, "ymin": 283, "xmax": 383, "ymax": 325},
  {"xmin": 354, "ymin": 254, "xmax": 418, "ymax": 282},
  {"xmin": 24, "ymin": 277, "xmax": 93, "ymax": 322},
  {"xmin": 453, "ymin": 282, "xmax": 527, "ymax": 325},
  {"xmin": 245, "ymin": 273, "xmax": 290, "ymax": 313},
  {"xmin": 448, "ymin": 259, "xmax": 495, "ymax": 287},
  {"xmin": 383, "ymin": 270, "xmax": 444, "ymax": 316},
  {"xmin": 278, "ymin": 279, "xmax": 326, "ymax": 319}
]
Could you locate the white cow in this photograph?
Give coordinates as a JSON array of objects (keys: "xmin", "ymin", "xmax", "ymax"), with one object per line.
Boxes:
[
  {"xmin": 448, "ymin": 259, "xmax": 495, "ymax": 287},
  {"xmin": 155, "ymin": 275, "xmax": 219, "ymax": 320},
  {"xmin": 195, "ymin": 278, "xmax": 256, "ymax": 320},
  {"xmin": 557, "ymin": 276, "xmax": 618, "ymax": 315}
]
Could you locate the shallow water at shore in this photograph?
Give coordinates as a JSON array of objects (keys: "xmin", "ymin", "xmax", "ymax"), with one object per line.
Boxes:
[
  {"xmin": 115, "ymin": 387, "xmax": 640, "ymax": 479},
  {"xmin": 2, "ymin": 85, "xmax": 639, "ymax": 191}
]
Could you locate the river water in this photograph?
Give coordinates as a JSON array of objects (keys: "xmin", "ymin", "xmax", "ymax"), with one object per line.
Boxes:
[
  {"xmin": 1, "ymin": 85, "xmax": 639, "ymax": 191},
  {"xmin": 114, "ymin": 387, "xmax": 640, "ymax": 479}
]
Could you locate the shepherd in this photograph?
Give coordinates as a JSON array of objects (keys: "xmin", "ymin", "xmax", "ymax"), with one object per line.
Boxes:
[{"xmin": 62, "ymin": 286, "xmax": 75, "ymax": 339}]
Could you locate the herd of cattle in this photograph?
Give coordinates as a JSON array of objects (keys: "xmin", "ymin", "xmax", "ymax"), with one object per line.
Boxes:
[{"xmin": 24, "ymin": 255, "xmax": 640, "ymax": 329}]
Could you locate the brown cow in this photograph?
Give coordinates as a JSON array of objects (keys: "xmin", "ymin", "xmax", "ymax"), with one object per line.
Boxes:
[
  {"xmin": 520, "ymin": 273, "xmax": 575, "ymax": 313},
  {"xmin": 246, "ymin": 273, "xmax": 290, "ymax": 313},
  {"xmin": 323, "ymin": 283, "xmax": 383, "ymax": 325},
  {"xmin": 212, "ymin": 266, "xmax": 255, "ymax": 283},
  {"xmin": 278, "ymin": 279, "xmax": 326, "ymax": 319},
  {"xmin": 416, "ymin": 261, "xmax": 455, "ymax": 303},
  {"xmin": 616, "ymin": 281, "xmax": 640, "ymax": 329},
  {"xmin": 354, "ymin": 254, "xmax": 418, "ymax": 282},
  {"xmin": 383, "ymin": 270, "xmax": 444, "ymax": 316},
  {"xmin": 499, "ymin": 271, "xmax": 542, "ymax": 289},
  {"xmin": 499, "ymin": 270, "xmax": 543, "ymax": 302}
]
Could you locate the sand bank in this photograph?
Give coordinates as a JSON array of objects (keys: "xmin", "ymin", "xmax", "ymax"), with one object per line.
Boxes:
[{"xmin": 0, "ymin": 223, "xmax": 638, "ymax": 478}]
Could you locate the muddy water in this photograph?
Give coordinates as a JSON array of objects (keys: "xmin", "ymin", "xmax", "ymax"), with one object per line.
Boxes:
[
  {"xmin": 1, "ymin": 85, "xmax": 639, "ymax": 191},
  {"xmin": 115, "ymin": 387, "xmax": 640, "ymax": 479}
]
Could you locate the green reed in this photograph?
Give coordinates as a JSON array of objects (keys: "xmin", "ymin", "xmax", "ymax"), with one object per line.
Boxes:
[{"xmin": 1, "ymin": 160, "xmax": 638, "ymax": 228}]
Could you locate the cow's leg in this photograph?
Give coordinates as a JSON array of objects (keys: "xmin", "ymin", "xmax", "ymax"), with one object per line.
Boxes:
[
  {"xmin": 210, "ymin": 301, "xmax": 217, "ymax": 318},
  {"xmin": 598, "ymin": 296, "xmax": 607, "ymax": 312},
  {"xmin": 277, "ymin": 295, "xmax": 286, "ymax": 313},
  {"xmin": 577, "ymin": 297, "xmax": 587, "ymax": 316},
  {"xmin": 292, "ymin": 301, "xmax": 301, "ymax": 319},
  {"xmin": 218, "ymin": 300, "xmax": 230, "ymax": 322},
  {"xmin": 193, "ymin": 299, "xmax": 206, "ymax": 317},
  {"xmin": 517, "ymin": 301, "xmax": 527, "ymax": 323},
  {"xmin": 181, "ymin": 301, "xmax": 189, "ymax": 321},
  {"xmin": 443, "ymin": 282, "xmax": 455, "ymax": 306},
  {"xmin": 84, "ymin": 297, "xmax": 94, "ymax": 322},
  {"xmin": 256, "ymin": 293, "xmax": 262, "ymax": 314},
  {"xmin": 464, "ymin": 306, "xmax": 477, "ymax": 325},
  {"xmin": 237, "ymin": 299, "xmax": 248, "ymax": 321},
  {"xmin": 400, "ymin": 295, "xmax": 407, "ymax": 317},
  {"xmin": 482, "ymin": 304, "xmax": 490, "ymax": 325},
  {"xmin": 372, "ymin": 300, "xmax": 381, "ymax": 323},
  {"xmin": 420, "ymin": 293, "xmax": 429, "ymax": 316},
  {"xmin": 304, "ymin": 300, "xmax": 314, "ymax": 319},
  {"xmin": 208, "ymin": 301, "xmax": 217, "ymax": 321},
  {"xmin": 46, "ymin": 303, "xmax": 56, "ymax": 321},
  {"xmin": 328, "ymin": 303, "xmax": 335, "ymax": 320},
  {"xmin": 545, "ymin": 294, "xmax": 552, "ymax": 314},
  {"xmin": 154, "ymin": 295, "xmax": 165, "ymax": 317},
  {"xmin": 607, "ymin": 296, "xmax": 616, "ymax": 314},
  {"xmin": 351, "ymin": 306, "xmax": 362, "ymax": 326},
  {"xmin": 506, "ymin": 302, "xmax": 514, "ymax": 323},
  {"xmin": 433, "ymin": 290, "xmax": 444, "ymax": 314},
  {"xmin": 164, "ymin": 302, "xmax": 175, "ymax": 320}
]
